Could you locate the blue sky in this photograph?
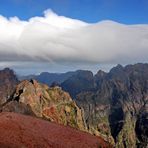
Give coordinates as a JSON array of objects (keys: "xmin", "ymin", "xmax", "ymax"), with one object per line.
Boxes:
[
  {"xmin": 0, "ymin": 0, "xmax": 148, "ymax": 75},
  {"xmin": 0, "ymin": 0, "xmax": 148, "ymax": 24}
]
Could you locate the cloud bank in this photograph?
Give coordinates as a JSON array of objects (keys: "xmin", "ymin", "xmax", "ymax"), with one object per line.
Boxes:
[{"xmin": 0, "ymin": 9, "xmax": 148, "ymax": 74}]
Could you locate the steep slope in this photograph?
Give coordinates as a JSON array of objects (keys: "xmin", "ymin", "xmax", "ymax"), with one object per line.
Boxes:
[
  {"xmin": 0, "ymin": 112, "xmax": 110, "ymax": 148},
  {"xmin": 61, "ymin": 70, "xmax": 95, "ymax": 98},
  {"xmin": 0, "ymin": 68, "xmax": 18, "ymax": 105},
  {"xmin": 4, "ymin": 79, "xmax": 87, "ymax": 131},
  {"xmin": 62, "ymin": 63, "xmax": 148, "ymax": 147}
]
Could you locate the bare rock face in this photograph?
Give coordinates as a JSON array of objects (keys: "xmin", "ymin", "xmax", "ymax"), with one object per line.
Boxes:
[
  {"xmin": 135, "ymin": 112, "xmax": 148, "ymax": 148},
  {"xmin": 0, "ymin": 112, "xmax": 110, "ymax": 148},
  {"xmin": 2, "ymin": 101, "xmax": 35, "ymax": 116},
  {"xmin": 0, "ymin": 68, "xmax": 18, "ymax": 105},
  {"xmin": 61, "ymin": 70, "xmax": 95, "ymax": 98},
  {"xmin": 62, "ymin": 63, "xmax": 148, "ymax": 147},
  {"xmin": 9, "ymin": 79, "xmax": 87, "ymax": 131}
]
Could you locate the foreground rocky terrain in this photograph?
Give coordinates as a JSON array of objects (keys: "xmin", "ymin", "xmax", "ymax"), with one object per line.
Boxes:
[
  {"xmin": 2, "ymin": 79, "xmax": 86, "ymax": 132},
  {"xmin": 0, "ymin": 112, "xmax": 109, "ymax": 148}
]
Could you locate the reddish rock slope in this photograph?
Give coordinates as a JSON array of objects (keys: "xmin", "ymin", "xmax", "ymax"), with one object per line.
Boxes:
[{"xmin": 0, "ymin": 112, "xmax": 111, "ymax": 148}]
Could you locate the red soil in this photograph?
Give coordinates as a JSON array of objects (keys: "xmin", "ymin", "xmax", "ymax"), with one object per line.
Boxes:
[{"xmin": 0, "ymin": 112, "xmax": 111, "ymax": 148}]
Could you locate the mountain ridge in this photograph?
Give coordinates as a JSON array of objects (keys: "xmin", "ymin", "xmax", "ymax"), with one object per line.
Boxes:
[
  {"xmin": 72, "ymin": 63, "xmax": 148, "ymax": 147},
  {"xmin": 0, "ymin": 63, "xmax": 147, "ymax": 147}
]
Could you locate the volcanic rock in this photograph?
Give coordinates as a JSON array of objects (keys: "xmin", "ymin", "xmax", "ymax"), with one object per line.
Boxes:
[
  {"xmin": 62, "ymin": 63, "xmax": 148, "ymax": 147},
  {"xmin": 0, "ymin": 112, "xmax": 110, "ymax": 148},
  {"xmin": 0, "ymin": 68, "xmax": 18, "ymax": 105}
]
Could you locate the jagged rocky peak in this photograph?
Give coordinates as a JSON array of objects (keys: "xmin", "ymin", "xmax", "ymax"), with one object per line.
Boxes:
[
  {"xmin": 107, "ymin": 64, "xmax": 126, "ymax": 80},
  {"xmin": 75, "ymin": 70, "xmax": 94, "ymax": 79},
  {"xmin": 61, "ymin": 70, "xmax": 95, "ymax": 98},
  {"xmin": 110, "ymin": 64, "xmax": 124, "ymax": 72},
  {"xmin": 94, "ymin": 70, "xmax": 107, "ymax": 85},
  {"xmin": 0, "ymin": 67, "xmax": 18, "ymax": 81},
  {"xmin": 4, "ymin": 79, "xmax": 87, "ymax": 132},
  {"xmin": 2, "ymin": 67, "xmax": 14, "ymax": 73},
  {"xmin": 0, "ymin": 68, "xmax": 18, "ymax": 105},
  {"xmin": 96, "ymin": 70, "xmax": 106, "ymax": 77},
  {"xmin": 62, "ymin": 63, "xmax": 148, "ymax": 147}
]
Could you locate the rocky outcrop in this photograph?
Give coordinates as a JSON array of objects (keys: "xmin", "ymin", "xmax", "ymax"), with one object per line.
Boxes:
[
  {"xmin": 2, "ymin": 101, "xmax": 35, "ymax": 116},
  {"xmin": 135, "ymin": 112, "xmax": 148, "ymax": 148},
  {"xmin": 0, "ymin": 68, "xmax": 18, "ymax": 105},
  {"xmin": 62, "ymin": 63, "xmax": 148, "ymax": 147},
  {"xmin": 0, "ymin": 112, "xmax": 110, "ymax": 148},
  {"xmin": 5, "ymin": 79, "xmax": 87, "ymax": 132}
]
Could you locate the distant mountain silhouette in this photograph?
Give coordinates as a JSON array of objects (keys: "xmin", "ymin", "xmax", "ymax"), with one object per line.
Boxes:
[{"xmin": 19, "ymin": 71, "xmax": 76, "ymax": 86}]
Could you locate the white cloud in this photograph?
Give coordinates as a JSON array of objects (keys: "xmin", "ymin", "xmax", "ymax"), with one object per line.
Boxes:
[{"xmin": 0, "ymin": 9, "xmax": 148, "ymax": 74}]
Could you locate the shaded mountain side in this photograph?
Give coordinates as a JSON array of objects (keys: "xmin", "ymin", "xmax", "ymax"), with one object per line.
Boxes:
[
  {"xmin": 18, "ymin": 70, "xmax": 95, "ymax": 93},
  {"xmin": 61, "ymin": 70, "xmax": 95, "ymax": 98},
  {"xmin": 61, "ymin": 63, "xmax": 148, "ymax": 148},
  {"xmin": 0, "ymin": 112, "xmax": 110, "ymax": 148},
  {"xmin": 0, "ymin": 68, "xmax": 19, "ymax": 105},
  {"xmin": 2, "ymin": 101, "xmax": 35, "ymax": 116},
  {"xmin": 18, "ymin": 71, "xmax": 76, "ymax": 86},
  {"xmin": 35, "ymin": 71, "xmax": 76, "ymax": 86}
]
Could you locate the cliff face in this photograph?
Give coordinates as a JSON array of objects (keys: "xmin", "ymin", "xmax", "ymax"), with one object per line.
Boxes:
[
  {"xmin": 61, "ymin": 70, "xmax": 95, "ymax": 98},
  {"xmin": 62, "ymin": 63, "xmax": 148, "ymax": 147},
  {"xmin": 3, "ymin": 79, "xmax": 87, "ymax": 131},
  {"xmin": 0, "ymin": 68, "xmax": 18, "ymax": 105}
]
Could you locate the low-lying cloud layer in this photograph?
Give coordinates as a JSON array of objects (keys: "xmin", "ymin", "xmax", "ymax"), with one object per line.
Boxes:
[{"xmin": 0, "ymin": 9, "xmax": 148, "ymax": 74}]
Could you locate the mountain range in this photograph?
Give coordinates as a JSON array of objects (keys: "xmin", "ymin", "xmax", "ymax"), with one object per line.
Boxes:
[
  {"xmin": 61, "ymin": 63, "xmax": 148, "ymax": 147},
  {"xmin": 0, "ymin": 63, "xmax": 147, "ymax": 148},
  {"xmin": 19, "ymin": 71, "xmax": 76, "ymax": 86}
]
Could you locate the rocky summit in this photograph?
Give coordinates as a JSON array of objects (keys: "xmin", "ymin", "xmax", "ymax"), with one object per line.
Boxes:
[
  {"xmin": 0, "ymin": 68, "xmax": 18, "ymax": 105},
  {"xmin": 2, "ymin": 79, "xmax": 87, "ymax": 132}
]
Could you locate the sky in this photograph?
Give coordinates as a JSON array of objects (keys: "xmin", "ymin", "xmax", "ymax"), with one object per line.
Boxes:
[
  {"xmin": 0, "ymin": 0, "xmax": 148, "ymax": 75},
  {"xmin": 1, "ymin": 0, "xmax": 148, "ymax": 24}
]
